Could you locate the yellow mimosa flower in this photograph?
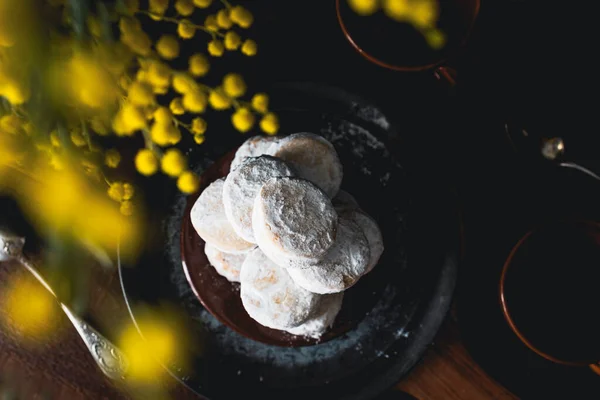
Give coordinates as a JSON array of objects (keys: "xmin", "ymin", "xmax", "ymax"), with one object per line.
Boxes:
[{"xmin": 177, "ymin": 171, "xmax": 200, "ymax": 193}]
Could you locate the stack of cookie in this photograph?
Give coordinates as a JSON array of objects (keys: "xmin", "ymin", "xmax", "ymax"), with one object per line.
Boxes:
[{"xmin": 190, "ymin": 133, "xmax": 384, "ymax": 338}]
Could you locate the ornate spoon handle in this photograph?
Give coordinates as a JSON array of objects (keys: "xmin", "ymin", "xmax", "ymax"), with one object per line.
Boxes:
[
  {"xmin": 0, "ymin": 232, "xmax": 129, "ymax": 381},
  {"xmin": 60, "ymin": 304, "xmax": 129, "ymax": 380}
]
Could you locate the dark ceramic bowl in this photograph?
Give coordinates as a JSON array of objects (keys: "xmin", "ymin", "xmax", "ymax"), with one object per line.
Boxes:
[{"xmin": 119, "ymin": 83, "xmax": 460, "ymax": 400}]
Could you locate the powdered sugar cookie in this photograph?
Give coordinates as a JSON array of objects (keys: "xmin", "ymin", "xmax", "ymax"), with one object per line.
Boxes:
[
  {"xmin": 190, "ymin": 178, "xmax": 255, "ymax": 254},
  {"xmin": 270, "ymin": 133, "xmax": 343, "ymax": 198},
  {"xmin": 287, "ymin": 217, "xmax": 370, "ymax": 294},
  {"xmin": 332, "ymin": 190, "xmax": 359, "ymax": 212},
  {"xmin": 340, "ymin": 209, "xmax": 384, "ymax": 273},
  {"xmin": 223, "ymin": 156, "xmax": 295, "ymax": 243},
  {"xmin": 240, "ymin": 248, "xmax": 321, "ymax": 330},
  {"xmin": 230, "ymin": 135, "xmax": 279, "ymax": 171},
  {"xmin": 286, "ymin": 292, "xmax": 343, "ymax": 338},
  {"xmin": 204, "ymin": 243, "xmax": 247, "ymax": 282},
  {"xmin": 252, "ymin": 177, "xmax": 338, "ymax": 267}
]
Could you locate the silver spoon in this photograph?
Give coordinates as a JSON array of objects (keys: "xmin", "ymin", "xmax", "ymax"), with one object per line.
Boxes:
[{"xmin": 0, "ymin": 230, "xmax": 129, "ymax": 380}]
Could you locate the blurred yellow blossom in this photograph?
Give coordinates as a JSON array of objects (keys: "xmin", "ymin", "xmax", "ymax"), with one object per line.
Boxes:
[
  {"xmin": 66, "ymin": 52, "xmax": 119, "ymax": 109},
  {"xmin": 169, "ymin": 98, "xmax": 185, "ymax": 115},
  {"xmin": 147, "ymin": 61, "xmax": 172, "ymax": 89},
  {"xmin": 123, "ymin": 183, "xmax": 135, "ymax": 200},
  {"xmin": 204, "ymin": 15, "xmax": 219, "ymax": 32},
  {"xmin": 19, "ymin": 168, "xmax": 140, "ymax": 257},
  {"xmin": 49, "ymin": 131, "xmax": 61, "ymax": 147},
  {"xmin": 191, "ymin": 117, "xmax": 207, "ymax": 135},
  {"xmin": 151, "ymin": 120, "xmax": 181, "ymax": 146},
  {"xmin": 189, "ymin": 54, "xmax": 210, "ymax": 77},
  {"xmin": 241, "ymin": 39, "xmax": 257, "ymax": 56},
  {"xmin": 409, "ymin": 0, "xmax": 438, "ymax": 27},
  {"xmin": 183, "ymin": 90, "xmax": 207, "ymax": 113},
  {"xmin": 161, "ymin": 148, "xmax": 186, "ymax": 177},
  {"xmin": 193, "ymin": 133, "xmax": 205, "ymax": 144},
  {"xmin": 0, "ymin": 77, "xmax": 30, "ymax": 105},
  {"xmin": 231, "ymin": 107, "xmax": 254, "ymax": 133},
  {"xmin": 230, "ymin": 6, "xmax": 254, "ymax": 28},
  {"xmin": 1, "ymin": 277, "xmax": 63, "ymax": 343},
  {"xmin": 208, "ymin": 39, "xmax": 225, "ymax": 57},
  {"xmin": 119, "ymin": 17, "xmax": 142, "ymax": 37},
  {"xmin": 193, "ymin": 0, "xmax": 212, "ymax": 8},
  {"xmin": 90, "ymin": 117, "xmax": 110, "ymax": 136},
  {"xmin": 135, "ymin": 149, "xmax": 159, "ymax": 176},
  {"xmin": 49, "ymin": 154, "xmax": 65, "ymax": 170},
  {"xmin": 120, "ymin": 21, "xmax": 152, "ymax": 56},
  {"xmin": 383, "ymin": 0, "xmax": 411, "ymax": 21},
  {"xmin": 119, "ymin": 318, "xmax": 174, "ymax": 382},
  {"xmin": 70, "ymin": 130, "xmax": 87, "ymax": 147},
  {"xmin": 223, "ymin": 74, "xmax": 246, "ymax": 98},
  {"xmin": 108, "ymin": 182, "xmax": 125, "ymax": 202},
  {"xmin": 156, "ymin": 35, "xmax": 180, "ymax": 60},
  {"xmin": 105, "ymin": 149, "xmax": 121, "ymax": 168},
  {"xmin": 224, "ymin": 31, "xmax": 242, "ymax": 50},
  {"xmin": 113, "ymin": 103, "xmax": 146, "ymax": 135},
  {"xmin": 118, "ymin": 308, "xmax": 192, "ymax": 384},
  {"xmin": 251, "ymin": 93, "xmax": 269, "ymax": 114},
  {"xmin": 175, "ymin": 0, "xmax": 195, "ymax": 16},
  {"xmin": 128, "ymin": 81, "xmax": 155, "ymax": 107},
  {"xmin": 1, "ymin": 0, "xmax": 273, "ymax": 202},
  {"xmin": 177, "ymin": 171, "xmax": 200, "ymax": 193},
  {"xmin": 260, "ymin": 112, "xmax": 279, "ymax": 135},
  {"xmin": 0, "ymin": 115, "xmax": 23, "ymax": 135},
  {"xmin": 216, "ymin": 9, "xmax": 233, "ymax": 29},
  {"xmin": 425, "ymin": 28, "xmax": 446, "ymax": 49},
  {"xmin": 178, "ymin": 19, "xmax": 196, "ymax": 39},
  {"xmin": 120, "ymin": 200, "xmax": 134, "ymax": 216},
  {"xmin": 153, "ymin": 107, "xmax": 173, "ymax": 124},
  {"xmin": 208, "ymin": 88, "xmax": 231, "ymax": 110},
  {"xmin": 123, "ymin": 0, "xmax": 140, "ymax": 14},
  {"xmin": 348, "ymin": 0, "xmax": 380, "ymax": 16},
  {"xmin": 149, "ymin": 0, "xmax": 169, "ymax": 19},
  {"xmin": 172, "ymin": 73, "xmax": 198, "ymax": 94}
]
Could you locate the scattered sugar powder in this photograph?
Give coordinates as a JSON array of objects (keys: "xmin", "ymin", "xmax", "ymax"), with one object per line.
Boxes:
[{"xmin": 351, "ymin": 102, "xmax": 391, "ymax": 131}]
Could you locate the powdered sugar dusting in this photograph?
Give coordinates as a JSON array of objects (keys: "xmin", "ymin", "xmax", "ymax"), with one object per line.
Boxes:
[
  {"xmin": 351, "ymin": 103, "xmax": 391, "ymax": 131},
  {"xmin": 321, "ymin": 120, "xmax": 397, "ymax": 185},
  {"xmin": 286, "ymin": 218, "xmax": 370, "ymax": 294}
]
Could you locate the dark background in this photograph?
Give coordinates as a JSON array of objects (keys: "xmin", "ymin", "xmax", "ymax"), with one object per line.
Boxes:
[{"xmin": 228, "ymin": 1, "xmax": 600, "ymax": 399}]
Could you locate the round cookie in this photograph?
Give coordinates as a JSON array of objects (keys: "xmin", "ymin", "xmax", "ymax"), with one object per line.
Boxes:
[
  {"xmin": 286, "ymin": 292, "xmax": 344, "ymax": 338},
  {"xmin": 270, "ymin": 133, "xmax": 343, "ymax": 198},
  {"xmin": 204, "ymin": 243, "xmax": 247, "ymax": 283},
  {"xmin": 230, "ymin": 135, "xmax": 279, "ymax": 171},
  {"xmin": 252, "ymin": 177, "xmax": 338, "ymax": 267},
  {"xmin": 340, "ymin": 209, "xmax": 384, "ymax": 273},
  {"xmin": 190, "ymin": 178, "xmax": 255, "ymax": 254},
  {"xmin": 332, "ymin": 190, "xmax": 359, "ymax": 212},
  {"xmin": 240, "ymin": 248, "xmax": 321, "ymax": 330},
  {"xmin": 287, "ymin": 217, "xmax": 370, "ymax": 294},
  {"xmin": 223, "ymin": 156, "xmax": 295, "ymax": 243}
]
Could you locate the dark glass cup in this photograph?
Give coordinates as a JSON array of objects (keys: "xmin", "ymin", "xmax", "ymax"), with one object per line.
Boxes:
[
  {"xmin": 336, "ymin": 0, "xmax": 480, "ymax": 83},
  {"xmin": 500, "ymin": 220, "xmax": 600, "ymax": 374}
]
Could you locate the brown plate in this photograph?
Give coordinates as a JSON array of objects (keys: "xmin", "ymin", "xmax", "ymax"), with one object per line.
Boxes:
[{"xmin": 180, "ymin": 147, "xmax": 382, "ymax": 347}]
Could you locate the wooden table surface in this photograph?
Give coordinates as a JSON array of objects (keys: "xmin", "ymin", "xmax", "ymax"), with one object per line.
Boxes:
[{"xmin": 0, "ymin": 259, "xmax": 517, "ymax": 400}]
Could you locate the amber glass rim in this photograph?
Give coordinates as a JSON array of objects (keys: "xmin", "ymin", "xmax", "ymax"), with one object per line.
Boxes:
[
  {"xmin": 335, "ymin": 0, "xmax": 481, "ymax": 72},
  {"xmin": 499, "ymin": 221, "xmax": 600, "ymax": 367}
]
